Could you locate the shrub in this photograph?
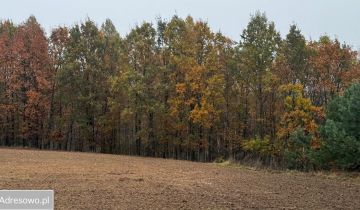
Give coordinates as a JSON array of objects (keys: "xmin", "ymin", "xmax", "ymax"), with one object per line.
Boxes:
[
  {"xmin": 214, "ymin": 156, "xmax": 226, "ymax": 163},
  {"xmin": 242, "ymin": 137, "xmax": 272, "ymax": 156},
  {"xmin": 284, "ymin": 128, "xmax": 314, "ymax": 170}
]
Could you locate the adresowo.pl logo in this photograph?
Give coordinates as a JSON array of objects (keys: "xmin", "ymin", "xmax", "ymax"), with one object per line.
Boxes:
[{"xmin": 0, "ymin": 190, "xmax": 54, "ymax": 210}]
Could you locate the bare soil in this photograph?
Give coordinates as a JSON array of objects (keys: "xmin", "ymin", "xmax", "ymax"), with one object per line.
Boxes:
[{"xmin": 0, "ymin": 148, "xmax": 359, "ymax": 209}]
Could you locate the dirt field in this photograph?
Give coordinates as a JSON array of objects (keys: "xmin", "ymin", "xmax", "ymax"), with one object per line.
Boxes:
[{"xmin": 0, "ymin": 148, "xmax": 359, "ymax": 209}]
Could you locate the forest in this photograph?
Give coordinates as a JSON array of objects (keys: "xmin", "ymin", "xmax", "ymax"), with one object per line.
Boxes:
[{"xmin": 0, "ymin": 12, "xmax": 359, "ymax": 170}]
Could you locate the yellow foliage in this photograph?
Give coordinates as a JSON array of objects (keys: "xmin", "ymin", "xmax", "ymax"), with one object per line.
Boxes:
[
  {"xmin": 189, "ymin": 98, "xmax": 216, "ymax": 128},
  {"xmin": 278, "ymin": 83, "xmax": 323, "ymax": 142},
  {"xmin": 242, "ymin": 137, "xmax": 272, "ymax": 156},
  {"xmin": 175, "ymin": 83, "xmax": 186, "ymax": 95}
]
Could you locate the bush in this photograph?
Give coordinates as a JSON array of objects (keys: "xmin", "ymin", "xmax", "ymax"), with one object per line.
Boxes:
[
  {"xmin": 242, "ymin": 137, "xmax": 272, "ymax": 156},
  {"xmin": 214, "ymin": 156, "xmax": 226, "ymax": 163},
  {"xmin": 284, "ymin": 128, "xmax": 314, "ymax": 171}
]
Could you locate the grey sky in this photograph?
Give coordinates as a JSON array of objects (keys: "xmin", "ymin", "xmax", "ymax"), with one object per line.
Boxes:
[{"xmin": 1, "ymin": 0, "xmax": 359, "ymax": 48}]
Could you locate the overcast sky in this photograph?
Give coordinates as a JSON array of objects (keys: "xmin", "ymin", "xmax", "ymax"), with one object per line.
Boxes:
[{"xmin": 1, "ymin": 0, "xmax": 359, "ymax": 48}]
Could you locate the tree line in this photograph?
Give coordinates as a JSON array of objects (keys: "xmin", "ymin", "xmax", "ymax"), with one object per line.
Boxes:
[{"xmin": 0, "ymin": 13, "xmax": 359, "ymax": 170}]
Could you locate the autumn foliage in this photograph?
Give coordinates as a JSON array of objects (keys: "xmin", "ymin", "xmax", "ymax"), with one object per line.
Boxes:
[{"xmin": 0, "ymin": 13, "xmax": 359, "ymax": 170}]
